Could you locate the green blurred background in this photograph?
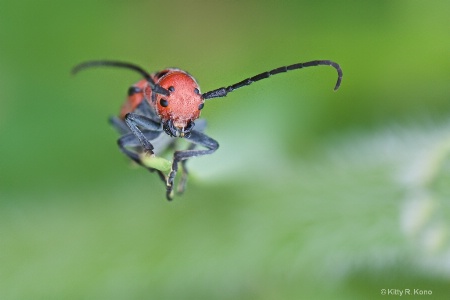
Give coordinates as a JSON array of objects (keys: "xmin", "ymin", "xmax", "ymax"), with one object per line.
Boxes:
[{"xmin": 1, "ymin": 0, "xmax": 450, "ymax": 299}]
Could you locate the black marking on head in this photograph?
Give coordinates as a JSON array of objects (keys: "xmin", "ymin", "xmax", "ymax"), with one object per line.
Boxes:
[
  {"xmin": 194, "ymin": 88, "xmax": 200, "ymax": 95},
  {"xmin": 168, "ymin": 86, "xmax": 175, "ymax": 92},
  {"xmin": 160, "ymin": 98, "xmax": 169, "ymax": 107},
  {"xmin": 155, "ymin": 70, "xmax": 169, "ymax": 79},
  {"xmin": 198, "ymin": 103, "xmax": 204, "ymax": 110},
  {"xmin": 128, "ymin": 86, "xmax": 141, "ymax": 96}
]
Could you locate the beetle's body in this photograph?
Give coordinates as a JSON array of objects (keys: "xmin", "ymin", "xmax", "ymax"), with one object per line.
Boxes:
[
  {"xmin": 119, "ymin": 69, "xmax": 203, "ymax": 138},
  {"xmin": 72, "ymin": 59, "xmax": 343, "ymax": 200},
  {"xmin": 119, "ymin": 78, "xmax": 147, "ymax": 119}
]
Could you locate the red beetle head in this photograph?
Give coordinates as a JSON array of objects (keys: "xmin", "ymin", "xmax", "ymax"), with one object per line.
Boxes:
[{"xmin": 146, "ymin": 70, "xmax": 204, "ymax": 138}]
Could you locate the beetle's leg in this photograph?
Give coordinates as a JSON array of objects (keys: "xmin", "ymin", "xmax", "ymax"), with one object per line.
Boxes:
[
  {"xmin": 117, "ymin": 131, "xmax": 162, "ymax": 162},
  {"xmin": 109, "ymin": 116, "xmax": 130, "ymax": 135},
  {"xmin": 121, "ymin": 113, "xmax": 168, "ymax": 189},
  {"xmin": 110, "ymin": 97, "xmax": 160, "ymax": 136},
  {"xmin": 176, "ymin": 143, "xmax": 196, "ymax": 195},
  {"xmin": 117, "ymin": 131, "xmax": 167, "ymax": 187},
  {"xmin": 135, "ymin": 94, "xmax": 159, "ymax": 120},
  {"xmin": 166, "ymin": 130, "xmax": 219, "ymax": 200},
  {"xmin": 123, "ymin": 113, "xmax": 162, "ymax": 153},
  {"xmin": 175, "ymin": 119, "xmax": 208, "ymax": 195}
]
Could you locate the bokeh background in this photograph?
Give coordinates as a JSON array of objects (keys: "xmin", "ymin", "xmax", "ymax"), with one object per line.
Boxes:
[{"xmin": 1, "ymin": 0, "xmax": 450, "ymax": 299}]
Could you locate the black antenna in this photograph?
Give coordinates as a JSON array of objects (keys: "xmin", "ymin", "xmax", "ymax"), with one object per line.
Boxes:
[
  {"xmin": 202, "ymin": 60, "xmax": 342, "ymax": 100},
  {"xmin": 72, "ymin": 60, "xmax": 170, "ymax": 96}
]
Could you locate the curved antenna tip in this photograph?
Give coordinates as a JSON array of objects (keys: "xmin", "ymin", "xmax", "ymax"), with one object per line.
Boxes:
[
  {"xmin": 71, "ymin": 64, "xmax": 83, "ymax": 76},
  {"xmin": 331, "ymin": 62, "xmax": 343, "ymax": 91},
  {"xmin": 333, "ymin": 78, "xmax": 342, "ymax": 91}
]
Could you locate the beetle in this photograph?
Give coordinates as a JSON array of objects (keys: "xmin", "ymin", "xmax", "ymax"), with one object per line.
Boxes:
[{"xmin": 72, "ymin": 60, "xmax": 343, "ymax": 200}]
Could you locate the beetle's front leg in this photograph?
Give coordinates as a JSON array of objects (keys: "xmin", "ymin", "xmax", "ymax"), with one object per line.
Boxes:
[
  {"xmin": 116, "ymin": 131, "xmax": 168, "ymax": 186},
  {"xmin": 123, "ymin": 112, "xmax": 162, "ymax": 154},
  {"xmin": 120, "ymin": 113, "xmax": 170, "ymax": 190},
  {"xmin": 166, "ymin": 130, "xmax": 219, "ymax": 200}
]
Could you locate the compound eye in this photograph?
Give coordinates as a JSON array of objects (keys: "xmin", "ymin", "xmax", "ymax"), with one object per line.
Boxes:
[
  {"xmin": 168, "ymin": 86, "xmax": 175, "ymax": 92},
  {"xmin": 194, "ymin": 88, "xmax": 200, "ymax": 95},
  {"xmin": 160, "ymin": 98, "xmax": 169, "ymax": 107},
  {"xmin": 198, "ymin": 103, "xmax": 204, "ymax": 110}
]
